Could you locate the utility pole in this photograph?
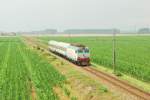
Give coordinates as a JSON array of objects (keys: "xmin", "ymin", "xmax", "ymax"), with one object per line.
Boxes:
[{"xmin": 112, "ymin": 29, "xmax": 116, "ymax": 73}]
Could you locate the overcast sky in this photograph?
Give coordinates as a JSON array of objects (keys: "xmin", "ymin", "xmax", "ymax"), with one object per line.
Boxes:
[{"xmin": 0, "ymin": 0, "xmax": 149, "ymax": 32}]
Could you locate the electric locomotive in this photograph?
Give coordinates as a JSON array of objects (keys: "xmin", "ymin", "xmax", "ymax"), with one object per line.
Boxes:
[{"xmin": 48, "ymin": 40, "xmax": 90, "ymax": 66}]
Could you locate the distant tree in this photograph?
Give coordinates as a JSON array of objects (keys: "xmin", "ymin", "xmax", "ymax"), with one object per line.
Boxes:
[{"xmin": 138, "ymin": 28, "xmax": 150, "ymax": 33}]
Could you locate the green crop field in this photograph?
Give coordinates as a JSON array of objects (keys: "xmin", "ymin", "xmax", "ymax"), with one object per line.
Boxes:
[
  {"xmin": 38, "ymin": 36, "xmax": 150, "ymax": 82},
  {"xmin": 0, "ymin": 36, "xmax": 149, "ymax": 99},
  {"xmin": 0, "ymin": 37, "xmax": 65, "ymax": 100}
]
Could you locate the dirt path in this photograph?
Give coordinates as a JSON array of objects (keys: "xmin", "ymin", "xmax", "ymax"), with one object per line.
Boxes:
[{"xmin": 31, "ymin": 82, "xmax": 36, "ymax": 100}]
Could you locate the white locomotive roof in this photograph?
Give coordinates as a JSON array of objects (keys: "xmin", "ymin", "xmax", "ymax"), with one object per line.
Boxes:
[
  {"xmin": 48, "ymin": 40, "xmax": 70, "ymax": 48},
  {"xmin": 48, "ymin": 40, "xmax": 88, "ymax": 50}
]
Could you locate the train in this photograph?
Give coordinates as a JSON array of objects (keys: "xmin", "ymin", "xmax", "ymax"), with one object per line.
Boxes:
[{"xmin": 48, "ymin": 40, "xmax": 90, "ymax": 66}]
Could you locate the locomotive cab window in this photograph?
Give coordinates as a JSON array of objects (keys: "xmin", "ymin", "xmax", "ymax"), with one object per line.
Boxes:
[
  {"xmin": 78, "ymin": 49, "xmax": 83, "ymax": 53},
  {"xmin": 84, "ymin": 49, "xmax": 89, "ymax": 53}
]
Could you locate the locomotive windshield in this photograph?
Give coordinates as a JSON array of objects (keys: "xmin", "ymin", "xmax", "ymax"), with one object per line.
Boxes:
[
  {"xmin": 77, "ymin": 48, "xmax": 89, "ymax": 53},
  {"xmin": 84, "ymin": 49, "xmax": 89, "ymax": 53}
]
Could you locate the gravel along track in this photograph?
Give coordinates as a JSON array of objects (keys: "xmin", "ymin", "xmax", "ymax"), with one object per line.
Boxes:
[
  {"xmin": 24, "ymin": 36, "xmax": 150, "ymax": 100},
  {"xmin": 83, "ymin": 67, "xmax": 150, "ymax": 100}
]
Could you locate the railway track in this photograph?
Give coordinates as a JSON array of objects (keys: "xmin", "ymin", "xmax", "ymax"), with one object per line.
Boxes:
[
  {"xmin": 83, "ymin": 67, "xmax": 150, "ymax": 100},
  {"xmin": 24, "ymin": 36, "xmax": 150, "ymax": 100}
]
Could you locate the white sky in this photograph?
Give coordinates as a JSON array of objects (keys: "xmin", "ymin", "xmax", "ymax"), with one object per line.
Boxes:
[{"xmin": 0, "ymin": 0, "xmax": 150, "ymax": 32}]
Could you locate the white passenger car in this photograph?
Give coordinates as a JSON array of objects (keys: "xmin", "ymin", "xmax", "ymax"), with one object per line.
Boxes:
[{"xmin": 48, "ymin": 40, "xmax": 90, "ymax": 66}]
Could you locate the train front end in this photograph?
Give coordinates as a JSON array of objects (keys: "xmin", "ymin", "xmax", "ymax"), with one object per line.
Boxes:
[{"xmin": 76, "ymin": 47, "xmax": 90, "ymax": 66}]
